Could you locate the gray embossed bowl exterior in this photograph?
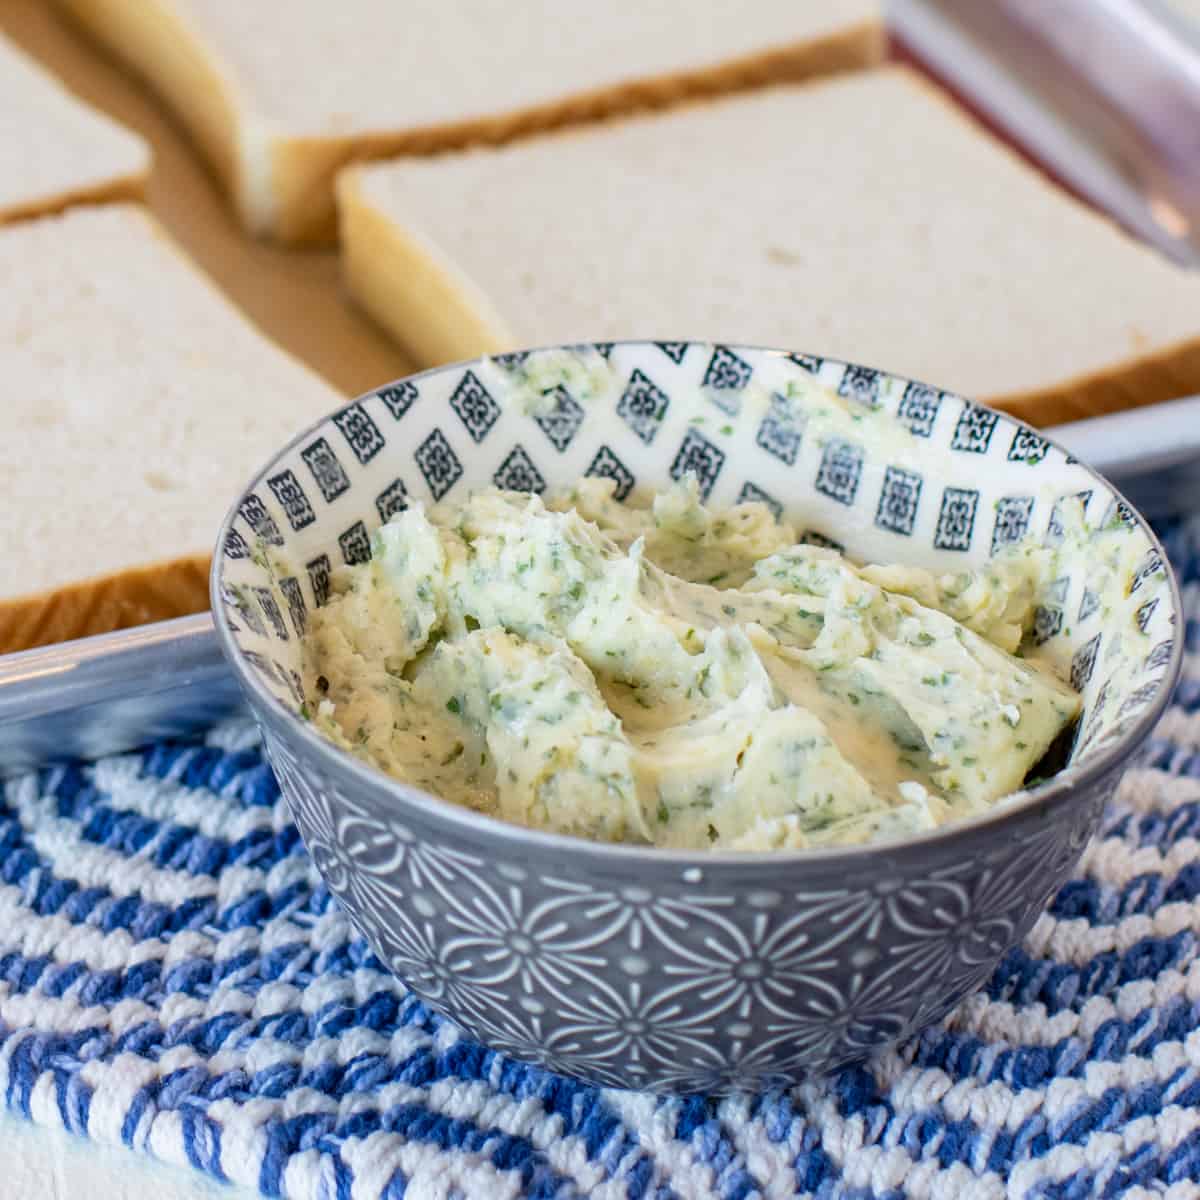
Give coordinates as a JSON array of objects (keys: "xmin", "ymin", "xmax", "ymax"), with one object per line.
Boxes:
[{"xmin": 211, "ymin": 342, "xmax": 1183, "ymax": 1093}]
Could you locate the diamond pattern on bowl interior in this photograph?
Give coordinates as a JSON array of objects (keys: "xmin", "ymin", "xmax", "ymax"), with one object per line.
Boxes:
[{"xmin": 219, "ymin": 342, "xmax": 1175, "ymax": 762}]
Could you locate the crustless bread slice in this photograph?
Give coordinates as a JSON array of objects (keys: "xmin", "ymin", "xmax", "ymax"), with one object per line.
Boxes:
[
  {"xmin": 1, "ymin": 205, "xmax": 341, "ymax": 653},
  {"xmin": 53, "ymin": 0, "xmax": 883, "ymax": 243},
  {"xmin": 0, "ymin": 30, "xmax": 149, "ymax": 225},
  {"xmin": 338, "ymin": 67, "xmax": 1200, "ymax": 426}
]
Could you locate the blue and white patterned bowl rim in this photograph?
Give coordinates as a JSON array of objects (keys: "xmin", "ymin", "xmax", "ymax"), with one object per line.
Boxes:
[{"xmin": 210, "ymin": 340, "xmax": 1185, "ymax": 864}]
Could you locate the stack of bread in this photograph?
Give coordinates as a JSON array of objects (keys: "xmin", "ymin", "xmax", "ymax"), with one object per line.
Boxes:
[{"xmin": 3, "ymin": 0, "xmax": 1199, "ymax": 654}]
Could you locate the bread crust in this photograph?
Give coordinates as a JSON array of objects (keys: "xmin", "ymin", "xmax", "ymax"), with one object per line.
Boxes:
[
  {"xmin": 0, "ymin": 170, "xmax": 146, "ymax": 227},
  {"xmin": 988, "ymin": 333, "xmax": 1200, "ymax": 427},
  {"xmin": 0, "ymin": 555, "xmax": 210, "ymax": 654},
  {"xmin": 54, "ymin": 0, "xmax": 883, "ymax": 243}
]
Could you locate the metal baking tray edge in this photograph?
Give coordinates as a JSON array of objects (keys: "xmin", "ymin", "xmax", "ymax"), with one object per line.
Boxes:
[
  {"xmin": 0, "ymin": 613, "xmax": 243, "ymax": 776},
  {"xmin": 0, "ymin": 401, "xmax": 1195, "ymax": 776}
]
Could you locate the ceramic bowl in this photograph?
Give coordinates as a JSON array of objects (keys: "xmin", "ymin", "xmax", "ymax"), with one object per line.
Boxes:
[{"xmin": 211, "ymin": 342, "xmax": 1182, "ymax": 1093}]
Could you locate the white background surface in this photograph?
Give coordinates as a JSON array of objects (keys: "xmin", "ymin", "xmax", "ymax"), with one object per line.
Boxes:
[{"xmin": 0, "ymin": 1111, "xmax": 255, "ymax": 1200}]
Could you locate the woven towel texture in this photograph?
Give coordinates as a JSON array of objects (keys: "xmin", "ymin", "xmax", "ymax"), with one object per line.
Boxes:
[{"xmin": 1, "ymin": 515, "xmax": 1199, "ymax": 1200}]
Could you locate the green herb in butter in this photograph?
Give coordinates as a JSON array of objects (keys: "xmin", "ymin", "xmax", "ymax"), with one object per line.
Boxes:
[{"xmin": 302, "ymin": 478, "xmax": 1081, "ymax": 852}]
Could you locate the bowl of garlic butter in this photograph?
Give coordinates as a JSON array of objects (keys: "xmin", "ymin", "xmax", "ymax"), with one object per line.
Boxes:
[{"xmin": 213, "ymin": 342, "xmax": 1181, "ymax": 1092}]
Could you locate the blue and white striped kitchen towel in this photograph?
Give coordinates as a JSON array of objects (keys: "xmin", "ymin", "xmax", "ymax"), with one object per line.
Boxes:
[{"xmin": 1, "ymin": 512, "xmax": 1199, "ymax": 1199}]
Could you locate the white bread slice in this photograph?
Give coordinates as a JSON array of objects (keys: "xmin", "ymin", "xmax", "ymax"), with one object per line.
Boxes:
[
  {"xmin": 53, "ymin": 0, "xmax": 883, "ymax": 244},
  {"xmin": 0, "ymin": 30, "xmax": 149, "ymax": 225},
  {"xmin": 339, "ymin": 66, "xmax": 1200, "ymax": 427},
  {"xmin": 1, "ymin": 204, "xmax": 341, "ymax": 653}
]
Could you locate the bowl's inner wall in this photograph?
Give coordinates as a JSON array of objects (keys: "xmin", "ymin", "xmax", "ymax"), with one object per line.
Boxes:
[{"xmin": 216, "ymin": 343, "xmax": 1177, "ymax": 790}]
